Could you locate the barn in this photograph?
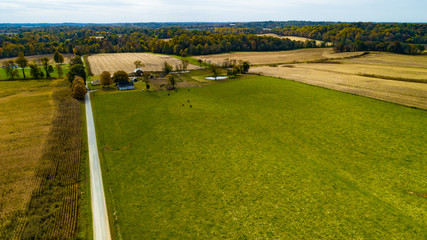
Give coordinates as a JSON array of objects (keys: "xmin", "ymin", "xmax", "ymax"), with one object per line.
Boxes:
[{"xmin": 117, "ymin": 81, "xmax": 135, "ymax": 90}]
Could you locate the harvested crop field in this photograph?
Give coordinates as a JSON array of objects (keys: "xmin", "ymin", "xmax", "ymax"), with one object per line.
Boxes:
[
  {"xmin": 0, "ymin": 79, "xmax": 56, "ymax": 237},
  {"xmin": 251, "ymin": 52, "xmax": 427, "ymax": 109},
  {"xmin": 257, "ymin": 33, "xmax": 330, "ymax": 46},
  {"xmin": 196, "ymin": 48, "xmax": 364, "ymax": 65},
  {"xmin": 88, "ymin": 53, "xmax": 201, "ymax": 75}
]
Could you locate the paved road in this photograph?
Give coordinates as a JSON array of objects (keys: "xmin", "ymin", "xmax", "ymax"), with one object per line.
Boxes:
[{"xmin": 85, "ymin": 91, "xmax": 112, "ymax": 240}]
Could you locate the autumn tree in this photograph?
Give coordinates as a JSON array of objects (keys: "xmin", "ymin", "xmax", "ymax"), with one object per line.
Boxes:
[
  {"xmin": 54, "ymin": 51, "xmax": 65, "ymax": 77},
  {"xmin": 100, "ymin": 71, "xmax": 113, "ymax": 88},
  {"xmin": 134, "ymin": 60, "xmax": 145, "ymax": 69},
  {"xmin": 67, "ymin": 64, "xmax": 86, "ymax": 83},
  {"xmin": 112, "ymin": 70, "xmax": 129, "ymax": 83},
  {"xmin": 167, "ymin": 74, "xmax": 177, "ymax": 89},
  {"xmin": 181, "ymin": 59, "xmax": 189, "ymax": 71},
  {"xmin": 142, "ymin": 72, "xmax": 151, "ymax": 90},
  {"xmin": 53, "ymin": 51, "xmax": 65, "ymax": 65},
  {"xmin": 39, "ymin": 57, "xmax": 53, "ymax": 78},
  {"xmin": 209, "ymin": 64, "xmax": 220, "ymax": 80},
  {"xmin": 72, "ymin": 76, "xmax": 87, "ymax": 99},
  {"xmin": 70, "ymin": 56, "xmax": 83, "ymax": 66},
  {"xmin": 15, "ymin": 52, "xmax": 28, "ymax": 78},
  {"xmin": 163, "ymin": 61, "xmax": 173, "ymax": 75},
  {"xmin": 240, "ymin": 61, "xmax": 250, "ymax": 74},
  {"xmin": 2, "ymin": 60, "xmax": 19, "ymax": 79},
  {"xmin": 29, "ymin": 63, "xmax": 44, "ymax": 79}
]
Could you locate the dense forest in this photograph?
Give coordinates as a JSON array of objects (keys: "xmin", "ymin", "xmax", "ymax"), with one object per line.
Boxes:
[
  {"xmin": 275, "ymin": 22, "xmax": 426, "ymax": 54},
  {"xmin": 0, "ymin": 21, "xmax": 425, "ymax": 58}
]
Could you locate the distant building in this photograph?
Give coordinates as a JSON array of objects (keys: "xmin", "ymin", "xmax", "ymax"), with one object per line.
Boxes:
[
  {"xmin": 91, "ymin": 80, "xmax": 101, "ymax": 86},
  {"xmin": 117, "ymin": 81, "xmax": 134, "ymax": 91}
]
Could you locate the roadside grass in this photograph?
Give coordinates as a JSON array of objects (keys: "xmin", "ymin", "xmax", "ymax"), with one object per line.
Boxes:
[
  {"xmin": 92, "ymin": 75, "xmax": 426, "ymax": 239},
  {"xmin": 77, "ymin": 100, "xmax": 93, "ymax": 240}
]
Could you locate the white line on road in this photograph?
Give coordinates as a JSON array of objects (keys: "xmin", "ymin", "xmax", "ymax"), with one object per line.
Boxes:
[{"xmin": 85, "ymin": 90, "xmax": 112, "ymax": 240}]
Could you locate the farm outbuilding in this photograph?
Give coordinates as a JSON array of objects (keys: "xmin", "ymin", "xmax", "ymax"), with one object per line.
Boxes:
[
  {"xmin": 134, "ymin": 68, "xmax": 144, "ymax": 77},
  {"xmin": 117, "ymin": 81, "xmax": 135, "ymax": 91}
]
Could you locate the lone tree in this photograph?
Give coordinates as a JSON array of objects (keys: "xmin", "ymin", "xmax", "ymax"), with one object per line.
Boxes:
[
  {"xmin": 70, "ymin": 56, "xmax": 83, "ymax": 66},
  {"xmin": 15, "ymin": 52, "xmax": 28, "ymax": 78},
  {"xmin": 53, "ymin": 51, "xmax": 65, "ymax": 77},
  {"xmin": 181, "ymin": 59, "xmax": 189, "ymax": 71},
  {"xmin": 240, "ymin": 61, "xmax": 250, "ymax": 74},
  {"xmin": 167, "ymin": 74, "xmax": 177, "ymax": 89},
  {"xmin": 134, "ymin": 60, "xmax": 144, "ymax": 69},
  {"xmin": 29, "ymin": 63, "xmax": 44, "ymax": 79},
  {"xmin": 2, "ymin": 60, "xmax": 19, "ymax": 79},
  {"xmin": 67, "ymin": 64, "xmax": 86, "ymax": 84},
  {"xmin": 39, "ymin": 57, "xmax": 53, "ymax": 78},
  {"xmin": 100, "ymin": 71, "xmax": 113, "ymax": 88},
  {"xmin": 142, "ymin": 72, "xmax": 151, "ymax": 90},
  {"xmin": 112, "ymin": 70, "xmax": 129, "ymax": 83},
  {"xmin": 72, "ymin": 76, "xmax": 87, "ymax": 99},
  {"xmin": 209, "ymin": 64, "xmax": 220, "ymax": 80},
  {"xmin": 162, "ymin": 61, "xmax": 173, "ymax": 75},
  {"xmin": 53, "ymin": 51, "xmax": 65, "ymax": 65}
]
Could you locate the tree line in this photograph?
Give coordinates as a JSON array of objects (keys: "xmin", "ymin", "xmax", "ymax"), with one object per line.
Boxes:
[
  {"xmin": 0, "ymin": 25, "xmax": 315, "ymax": 58},
  {"xmin": 275, "ymin": 22, "xmax": 426, "ymax": 54},
  {"xmin": 1, "ymin": 22, "xmax": 425, "ymax": 58}
]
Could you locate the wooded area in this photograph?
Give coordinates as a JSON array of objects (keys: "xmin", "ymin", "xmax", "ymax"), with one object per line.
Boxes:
[{"xmin": 0, "ymin": 22, "xmax": 425, "ymax": 58}]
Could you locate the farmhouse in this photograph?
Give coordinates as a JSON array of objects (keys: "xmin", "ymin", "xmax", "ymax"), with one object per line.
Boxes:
[{"xmin": 117, "ymin": 81, "xmax": 135, "ymax": 90}]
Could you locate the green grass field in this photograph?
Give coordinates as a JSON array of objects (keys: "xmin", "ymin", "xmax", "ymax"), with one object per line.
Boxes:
[
  {"xmin": 92, "ymin": 75, "xmax": 426, "ymax": 239},
  {"xmin": 0, "ymin": 65, "xmax": 69, "ymax": 80}
]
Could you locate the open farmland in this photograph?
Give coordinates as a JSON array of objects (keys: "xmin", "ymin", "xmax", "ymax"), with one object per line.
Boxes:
[
  {"xmin": 0, "ymin": 79, "xmax": 88, "ymax": 239},
  {"xmin": 92, "ymin": 75, "xmax": 426, "ymax": 239},
  {"xmin": 195, "ymin": 48, "xmax": 364, "ymax": 65},
  {"xmin": 251, "ymin": 52, "xmax": 427, "ymax": 109},
  {"xmin": 257, "ymin": 33, "xmax": 330, "ymax": 46},
  {"xmin": 88, "ymin": 53, "xmax": 201, "ymax": 75},
  {"xmin": 0, "ymin": 79, "xmax": 56, "ymax": 238}
]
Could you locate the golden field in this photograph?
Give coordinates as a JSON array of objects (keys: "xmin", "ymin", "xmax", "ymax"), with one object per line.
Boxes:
[
  {"xmin": 195, "ymin": 48, "xmax": 364, "ymax": 65},
  {"xmin": 88, "ymin": 52, "xmax": 201, "ymax": 75},
  {"xmin": 250, "ymin": 52, "xmax": 427, "ymax": 109}
]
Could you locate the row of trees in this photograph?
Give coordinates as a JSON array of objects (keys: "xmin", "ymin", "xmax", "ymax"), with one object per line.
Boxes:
[{"xmin": 1, "ymin": 51, "xmax": 65, "ymax": 79}]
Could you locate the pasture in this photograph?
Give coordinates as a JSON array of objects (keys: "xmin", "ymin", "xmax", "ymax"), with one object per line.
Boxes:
[
  {"xmin": 92, "ymin": 75, "xmax": 426, "ymax": 239},
  {"xmin": 87, "ymin": 53, "xmax": 201, "ymax": 75},
  {"xmin": 251, "ymin": 52, "xmax": 427, "ymax": 109},
  {"xmin": 195, "ymin": 48, "xmax": 364, "ymax": 65}
]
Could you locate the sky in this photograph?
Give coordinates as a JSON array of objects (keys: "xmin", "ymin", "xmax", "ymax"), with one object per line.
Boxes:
[{"xmin": 0, "ymin": 0, "xmax": 426, "ymax": 23}]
